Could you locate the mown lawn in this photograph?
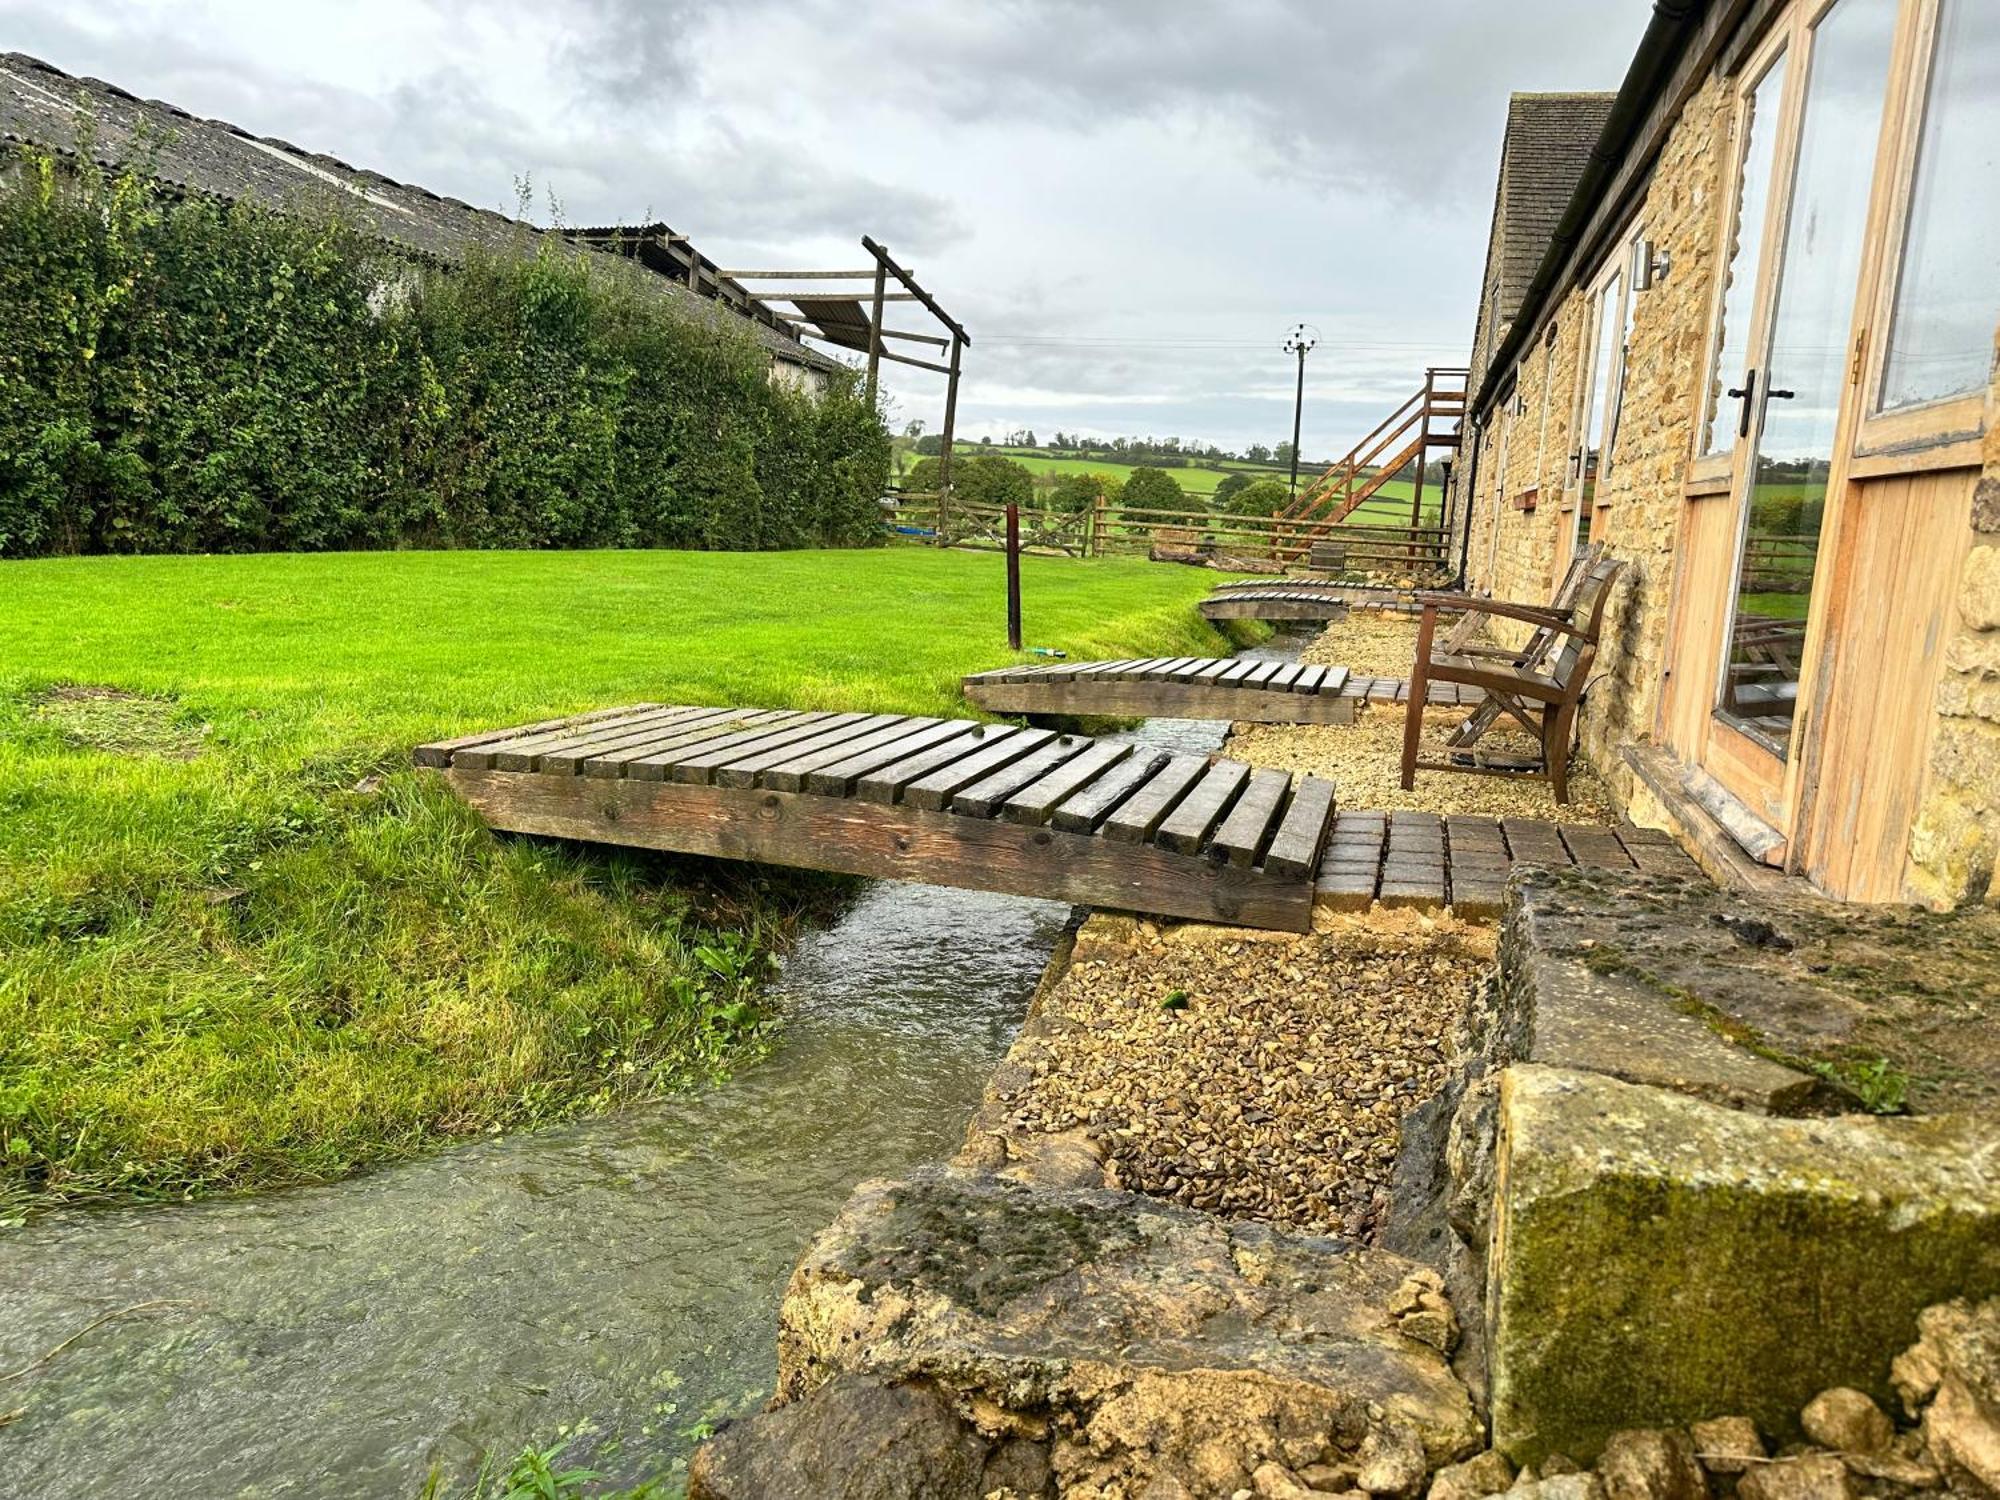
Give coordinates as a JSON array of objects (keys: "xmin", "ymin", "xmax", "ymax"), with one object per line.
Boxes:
[{"xmin": 0, "ymin": 546, "xmax": 1230, "ymax": 1211}]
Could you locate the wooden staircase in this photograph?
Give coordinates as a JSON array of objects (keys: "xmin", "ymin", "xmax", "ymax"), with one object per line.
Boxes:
[{"xmin": 1277, "ymin": 367, "xmax": 1467, "ymax": 562}]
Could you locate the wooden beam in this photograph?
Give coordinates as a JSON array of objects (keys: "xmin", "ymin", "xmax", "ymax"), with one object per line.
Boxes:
[
  {"xmin": 718, "ymin": 269, "xmax": 879, "ymax": 279},
  {"xmin": 862, "ymin": 235, "xmax": 969, "ymax": 346},
  {"xmin": 875, "ymin": 327, "xmax": 950, "ymax": 349},
  {"xmin": 865, "ymin": 260, "xmax": 886, "ymax": 406},
  {"xmin": 875, "ymin": 346, "xmax": 953, "ymax": 376}
]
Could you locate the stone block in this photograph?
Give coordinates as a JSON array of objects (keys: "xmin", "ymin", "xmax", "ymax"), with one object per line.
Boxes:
[
  {"xmin": 775, "ymin": 1165, "xmax": 1481, "ymax": 1498},
  {"xmin": 1485, "ymin": 1066, "xmax": 2000, "ymax": 1463}
]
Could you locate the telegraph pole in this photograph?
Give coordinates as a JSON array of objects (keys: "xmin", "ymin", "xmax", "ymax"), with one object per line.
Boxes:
[{"xmin": 1284, "ymin": 324, "xmax": 1318, "ymax": 500}]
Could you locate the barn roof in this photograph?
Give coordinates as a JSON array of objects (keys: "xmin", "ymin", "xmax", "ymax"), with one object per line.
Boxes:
[{"xmin": 0, "ymin": 52, "xmax": 843, "ymax": 375}]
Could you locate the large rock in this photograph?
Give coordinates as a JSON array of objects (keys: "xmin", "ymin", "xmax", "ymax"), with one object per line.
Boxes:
[
  {"xmin": 1594, "ymin": 1428, "xmax": 1706, "ymax": 1500},
  {"xmin": 770, "ymin": 1165, "xmax": 1482, "ymax": 1499},
  {"xmin": 1486, "ymin": 1066, "xmax": 2000, "ymax": 1463},
  {"xmin": 1900, "ymin": 1298, "xmax": 2000, "ymax": 1494},
  {"xmin": 687, "ymin": 1372, "xmax": 1049, "ymax": 1499}
]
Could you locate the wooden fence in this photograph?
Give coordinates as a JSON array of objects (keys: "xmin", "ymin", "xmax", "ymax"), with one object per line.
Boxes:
[{"xmin": 885, "ymin": 491, "xmax": 1450, "ymax": 580}]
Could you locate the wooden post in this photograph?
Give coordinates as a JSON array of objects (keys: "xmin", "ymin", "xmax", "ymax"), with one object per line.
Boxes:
[
  {"xmin": 1006, "ymin": 503, "xmax": 1023, "ymax": 651},
  {"xmin": 938, "ymin": 333, "xmax": 963, "ymax": 544},
  {"xmin": 1091, "ymin": 490, "xmax": 1108, "ymax": 557},
  {"xmin": 865, "ymin": 260, "xmax": 887, "ymax": 407}
]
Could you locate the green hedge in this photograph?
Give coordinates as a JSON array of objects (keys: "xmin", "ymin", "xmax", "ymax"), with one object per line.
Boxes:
[{"xmin": 0, "ymin": 150, "xmax": 889, "ymax": 557}]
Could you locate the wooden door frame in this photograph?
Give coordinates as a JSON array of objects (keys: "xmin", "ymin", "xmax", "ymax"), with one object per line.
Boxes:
[{"xmin": 1556, "ymin": 232, "xmax": 1640, "ymax": 590}]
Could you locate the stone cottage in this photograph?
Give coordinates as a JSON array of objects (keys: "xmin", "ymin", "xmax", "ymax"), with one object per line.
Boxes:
[{"xmin": 1450, "ymin": 0, "xmax": 1998, "ymax": 905}]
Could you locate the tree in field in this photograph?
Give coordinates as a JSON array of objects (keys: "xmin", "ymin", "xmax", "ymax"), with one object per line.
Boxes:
[
  {"xmin": 1049, "ymin": 471, "xmax": 1114, "ymax": 514},
  {"xmin": 1246, "ymin": 443, "xmax": 1271, "ymax": 463},
  {"xmin": 1214, "ymin": 478, "xmax": 1289, "ymax": 518},
  {"xmin": 1120, "ymin": 466, "xmax": 1185, "ymax": 511},
  {"xmin": 908, "ymin": 454, "xmax": 1034, "ymax": 508},
  {"xmin": 1212, "ymin": 473, "xmax": 1251, "ymax": 508},
  {"xmin": 1274, "ymin": 440, "xmax": 1296, "ymax": 466},
  {"xmin": 1023, "ymin": 429, "xmax": 1037, "ymax": 449}
]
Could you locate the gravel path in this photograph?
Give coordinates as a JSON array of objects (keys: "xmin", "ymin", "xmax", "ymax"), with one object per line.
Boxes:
[
  {"xmin": 989, "ymin": 911, "xmax": 1494, "ymax": 1237},
  {"xmin": 1230, "ymin": 614, "xmax": 1618, "ymax": 821}
]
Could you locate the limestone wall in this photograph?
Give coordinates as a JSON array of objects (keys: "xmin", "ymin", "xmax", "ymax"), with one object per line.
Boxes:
[
  {"xmin": 1907, "ymin": 346, "xmax": 2000, "ymax": 906},
  {"xmin": 1462, "ymin": 73, "xmax": 1731, "ymax": 778}
]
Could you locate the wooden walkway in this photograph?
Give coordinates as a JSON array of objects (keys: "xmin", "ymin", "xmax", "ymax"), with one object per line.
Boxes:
[
  {"xmin": 415, "ymin": 705, "xmax": 1339, "ymax": 932},
  {"xmin": 1200, "ymin": 582, "xmax": 1460, "ymax": 623},
  {"xmin": 963, "ymin": 657, "xmax": 1479, "ymax": 724},
  {"xmin": 1314, "ymin": 811, "xmax": 1703, "ymax": 918}
]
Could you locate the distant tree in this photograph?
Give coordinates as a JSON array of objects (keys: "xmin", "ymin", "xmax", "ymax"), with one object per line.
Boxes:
[
  {"xmin": 1214, "ymin": 477, "xmax": 1289, "ymax": 518},
  {"xmin": 913, "ymin": 434, "xmax": 944, "ymax": 456},
  {"xmin": 911, "ymin": 453, "xmax": 1033, "ymax": 508},
  {"xmin": 904, "ymin": 419, "xmax": 925, "ymax": 439},
  {"xmin": 1212, "ymin": 472, "xmax": 1251, "ymax": 508},
  {"xmin": 1048, "ymin": 471, "xmax": 1114, "ymax": 514},
  {"xmin": 979, "ymin": 434, "xmax": 993, "ymax": 446},
  {"xmin": 1121, "ymin": 466, "xmax": 1186, "ymax": 511},
  {"xmin": 1023, "ymin": 429, "xmax": 1037, "ymax": 449},
  {"xmin": 1246, "ymin": 443, "xmax": 1272, "ymax": 463},
  {"xmin": 1275, "ymin": 440, "xmax": 1296, "ymax": 466}
]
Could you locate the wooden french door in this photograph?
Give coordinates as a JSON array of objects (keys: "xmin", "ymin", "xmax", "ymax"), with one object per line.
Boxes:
[
  {"xmin": 1661, "ymin": 0, "xmax": 1901, "ymax": 844},
  {"xmin": 1556, "ymin": 246, "xmax": 1635, "ymax": 589}
]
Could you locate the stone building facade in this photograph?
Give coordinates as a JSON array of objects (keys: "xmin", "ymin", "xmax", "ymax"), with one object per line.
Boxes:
[{"xmin": 1452, "ymin": 0, "xmax": 1999, "ymax": 907}]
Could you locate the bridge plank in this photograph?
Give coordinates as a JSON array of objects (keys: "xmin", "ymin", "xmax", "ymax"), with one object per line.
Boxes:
[
  {"xmin": 1101, "ymin": 753, "xmax": 1208, "ymax": 844},
  {"xmin": 1264, "ymin": 776, "xmax": 1338, "ymax": 878},
  {"xmin": 1001, "ymin": 741, "xmax": 1133, "ymax": 825},
  {"xmin": 951, "ymin": 734, "xmax": 1091, "ymax": 818},
  {"xmin": 857, "ymin": 725, "xmax": 1035, "ymax": 805},
  {"xmin": 1049, "ymin": 749, "xmax": 1171, "ymax": 834},
  {"xmin": 1209, "ymin": 768, "xmax": 1292, "ymax": 868},
  {"xmin": 413, "ymin": 704, "xmax": 655, "ymax": 768},
  {"xmin": 714, "ymin": 714, "xmax": 909, "ymax": 788},
  {"xmin": 901, "ymin": 728, "xmax": 1060, "ymax": 810},
  {"xmin": 455, "ymin": 704, "xmax": 678, "ymax": 771},
  {"xmin": 581, "ymin": 710, "xmax": 793, "ymax": 778},
  {"xmin": 788, "ymin": 719, "xmax": 973, "ymax": 795},
  {"xmin": 1156, "ymin": 759, "xmax": 1252, "ymax": 854},
  {"xmin": 536, "ymin": 706, "xmax": 746, "ymax": 774},
  {"xmin": 662, "ymin": 712, "xmax": 864, "ymax": 784}
]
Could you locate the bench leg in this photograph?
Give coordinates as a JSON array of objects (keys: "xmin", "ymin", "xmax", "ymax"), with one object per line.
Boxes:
[
  {"xmin": 1545, "ymin": 699, "xmax": 1578, "ymax": 804},
  {"xmin": 1400, "ymin": 606, "xmax": 1438, "ymax": 791}
]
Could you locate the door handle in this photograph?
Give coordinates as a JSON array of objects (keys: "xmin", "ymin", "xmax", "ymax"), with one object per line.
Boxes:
[
  {"xmin": 1766, "ymin": 388, "xmax": 1796, "ymax": 401},
  {"xmin": 1726, "ymin": 369, "xmax": 1757, "ymax": 438}
]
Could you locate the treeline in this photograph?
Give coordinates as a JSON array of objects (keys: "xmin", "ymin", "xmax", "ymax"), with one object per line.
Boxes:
[{"xmin": 0, "ymin": 150, "xmax": 890, "ymax": 558}]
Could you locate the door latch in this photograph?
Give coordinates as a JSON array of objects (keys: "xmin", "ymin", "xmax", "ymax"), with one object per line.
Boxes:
[{"xmin": 1726, "ymin": 369, "xmax": 1758, "ymax": 438}]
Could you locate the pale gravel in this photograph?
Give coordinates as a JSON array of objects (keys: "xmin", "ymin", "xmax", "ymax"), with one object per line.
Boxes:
[{"xmin": 998, "ymin": 910, "xmax": 1495, "ymax": 1237}]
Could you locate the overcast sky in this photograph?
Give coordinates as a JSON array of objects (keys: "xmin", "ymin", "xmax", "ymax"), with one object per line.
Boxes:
[{"xmin": 5, "ymin": 0, "xmax": 1650, "ymax": 458}]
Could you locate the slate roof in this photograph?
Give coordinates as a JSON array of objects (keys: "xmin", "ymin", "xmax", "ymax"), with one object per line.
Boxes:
[
  {"xmin": 1468, "ymin": 92, "xmax": 1618, "ymax": 387},
  {"xmin": 0, "ymin": 52, "xmax": 843, "ymax": 375}
]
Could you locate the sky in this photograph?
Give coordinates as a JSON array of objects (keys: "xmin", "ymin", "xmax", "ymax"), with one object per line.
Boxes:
[{"xmin": 3, "ymin": 0, "xmax": 1651, "ymax": 459}]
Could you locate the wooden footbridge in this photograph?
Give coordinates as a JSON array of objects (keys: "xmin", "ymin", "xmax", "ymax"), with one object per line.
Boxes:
[
  {"xmin": 415, "ymin": 704, "xmax": 1338, "ymax": 931},
  {"xmin": 962, "ymin": 657, "xmax": 1480, "ymax": 723},
  {"xmin": 1199, "ymin": 582, "xmax": 1462, "ymax": 624}
]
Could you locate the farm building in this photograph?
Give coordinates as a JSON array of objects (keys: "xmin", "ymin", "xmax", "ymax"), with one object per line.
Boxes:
[
  {"xmin": 1449, "ymin": 0, "xmax": 1999, "ymax": 906},
  {"xmin": 0, "ymin": 52, "xmax": 843, "ymax": 394}
]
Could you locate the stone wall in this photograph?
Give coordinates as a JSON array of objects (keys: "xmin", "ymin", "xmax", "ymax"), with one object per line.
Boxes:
[
  {"xmin": 1906, "ymin": 341, "xmax": 2000, "ymax": 906},
  {"xmin": 1462, "ymin": 73, "xmax": 1732, "ymax": 781}
]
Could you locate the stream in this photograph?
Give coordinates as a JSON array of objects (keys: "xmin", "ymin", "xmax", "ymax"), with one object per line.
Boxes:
[{"xmin": 0, "ymin": 705, "xmax": 1249, "ymax": 1497}]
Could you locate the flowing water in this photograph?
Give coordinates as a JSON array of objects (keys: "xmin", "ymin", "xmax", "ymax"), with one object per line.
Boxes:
[{"xmin": 0, "ymin": 709, "xmax": 1244, "ymax": 1498}]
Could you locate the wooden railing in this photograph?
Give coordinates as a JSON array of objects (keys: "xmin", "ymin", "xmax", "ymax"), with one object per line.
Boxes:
[
  {"xmin": 1275, "ymin": 366, "xmax": 1467, "ymax": 560},
  {"xmin": 886, "ymin": 490, "xmax": 1450, "ymax": 580}
]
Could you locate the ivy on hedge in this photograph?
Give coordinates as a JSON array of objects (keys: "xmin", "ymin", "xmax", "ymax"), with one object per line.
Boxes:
[{"xmin": 0, "ymin": 149, "xmax": 890, "ymax": 557}]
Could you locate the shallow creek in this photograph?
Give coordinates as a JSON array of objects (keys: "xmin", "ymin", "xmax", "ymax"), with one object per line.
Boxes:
[{"xmin": 0, "ymin": 696, "xmax": 1264, "ymax": 1497}]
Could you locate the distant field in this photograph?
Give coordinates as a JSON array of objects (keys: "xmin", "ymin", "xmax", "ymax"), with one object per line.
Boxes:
[{"xmin": 947, "ymin": 445, "xmax": 1443, "ymax": 524}]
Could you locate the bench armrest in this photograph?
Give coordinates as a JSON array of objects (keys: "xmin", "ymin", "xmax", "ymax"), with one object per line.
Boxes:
[{"xmin": 1421, "ymin": 595, "xmax": 1586, "ymax": 637}]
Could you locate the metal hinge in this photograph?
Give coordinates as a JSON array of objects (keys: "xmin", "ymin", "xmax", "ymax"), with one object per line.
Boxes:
[{"xmin": 1849, "ymin": 328, "xmax": 1868, "ymax": 386}]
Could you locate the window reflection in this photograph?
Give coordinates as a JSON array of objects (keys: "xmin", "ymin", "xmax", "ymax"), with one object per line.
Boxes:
[
  {"xmin": 1720, "ymin": 0, "xmax": 1897, "ymax": 754},
  {"xmin": 1881, "ymin": 0, "xmax": 2000, "ymax": 411},
  {"xmin": 1702, "ymin": 51, "xmax": 1788, "ymax": 458}
]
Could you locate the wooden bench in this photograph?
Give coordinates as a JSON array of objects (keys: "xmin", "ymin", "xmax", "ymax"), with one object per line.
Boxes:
[{"xmin": 416, "ymin": 705, "xmax": 1339, "ymax": 932}]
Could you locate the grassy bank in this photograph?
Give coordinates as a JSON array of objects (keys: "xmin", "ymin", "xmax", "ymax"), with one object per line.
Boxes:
[{"xmin": 0, "ymin": 546, "xmax": 1228, "ymax": 1211}]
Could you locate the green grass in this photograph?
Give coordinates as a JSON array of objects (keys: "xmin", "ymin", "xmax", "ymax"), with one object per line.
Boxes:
[{"xmin": 0, "ymin": 547, "xmax": 1228, "ymax": 1210}]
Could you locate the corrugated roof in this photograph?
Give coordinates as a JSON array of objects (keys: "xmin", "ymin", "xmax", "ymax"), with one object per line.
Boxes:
[
  {"xmin": 1468, "ymin": 91, "xmax": 1618, "ymax": 386},
  {"xmin": 0, "ymin": 52, "xmax": 843, "ymax": 375}
]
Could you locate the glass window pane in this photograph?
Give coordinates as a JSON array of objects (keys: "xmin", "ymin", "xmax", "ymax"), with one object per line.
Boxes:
[
  {"xmin": 1701, "ymin": 51, "xmax": 1789, "ymax": 457},
  {"xmin": 1880, "ymin": 1, "xmax": 2000, "ymax": 411},
  {"xmin": 1719, "ymin": 0, "xmax": 1897, "ymax": 756}
]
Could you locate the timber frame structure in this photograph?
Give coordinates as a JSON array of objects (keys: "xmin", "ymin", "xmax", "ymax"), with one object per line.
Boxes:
[{"xmin": 717, "ymin": 238, "xmax": 972, "ymax": 491}]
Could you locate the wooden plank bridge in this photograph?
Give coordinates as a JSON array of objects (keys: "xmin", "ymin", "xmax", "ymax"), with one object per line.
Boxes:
[
  {"xmin": 962, "ymin": 657, "xmax": 1481, "ymax": 723},
  {"xmin": 415, "ymin": 704, "xmax": 1339, "ymax": 931},
  {"xmin": 1199, "ymin": 582, "xmax": 1463, "ymax": 623}
]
